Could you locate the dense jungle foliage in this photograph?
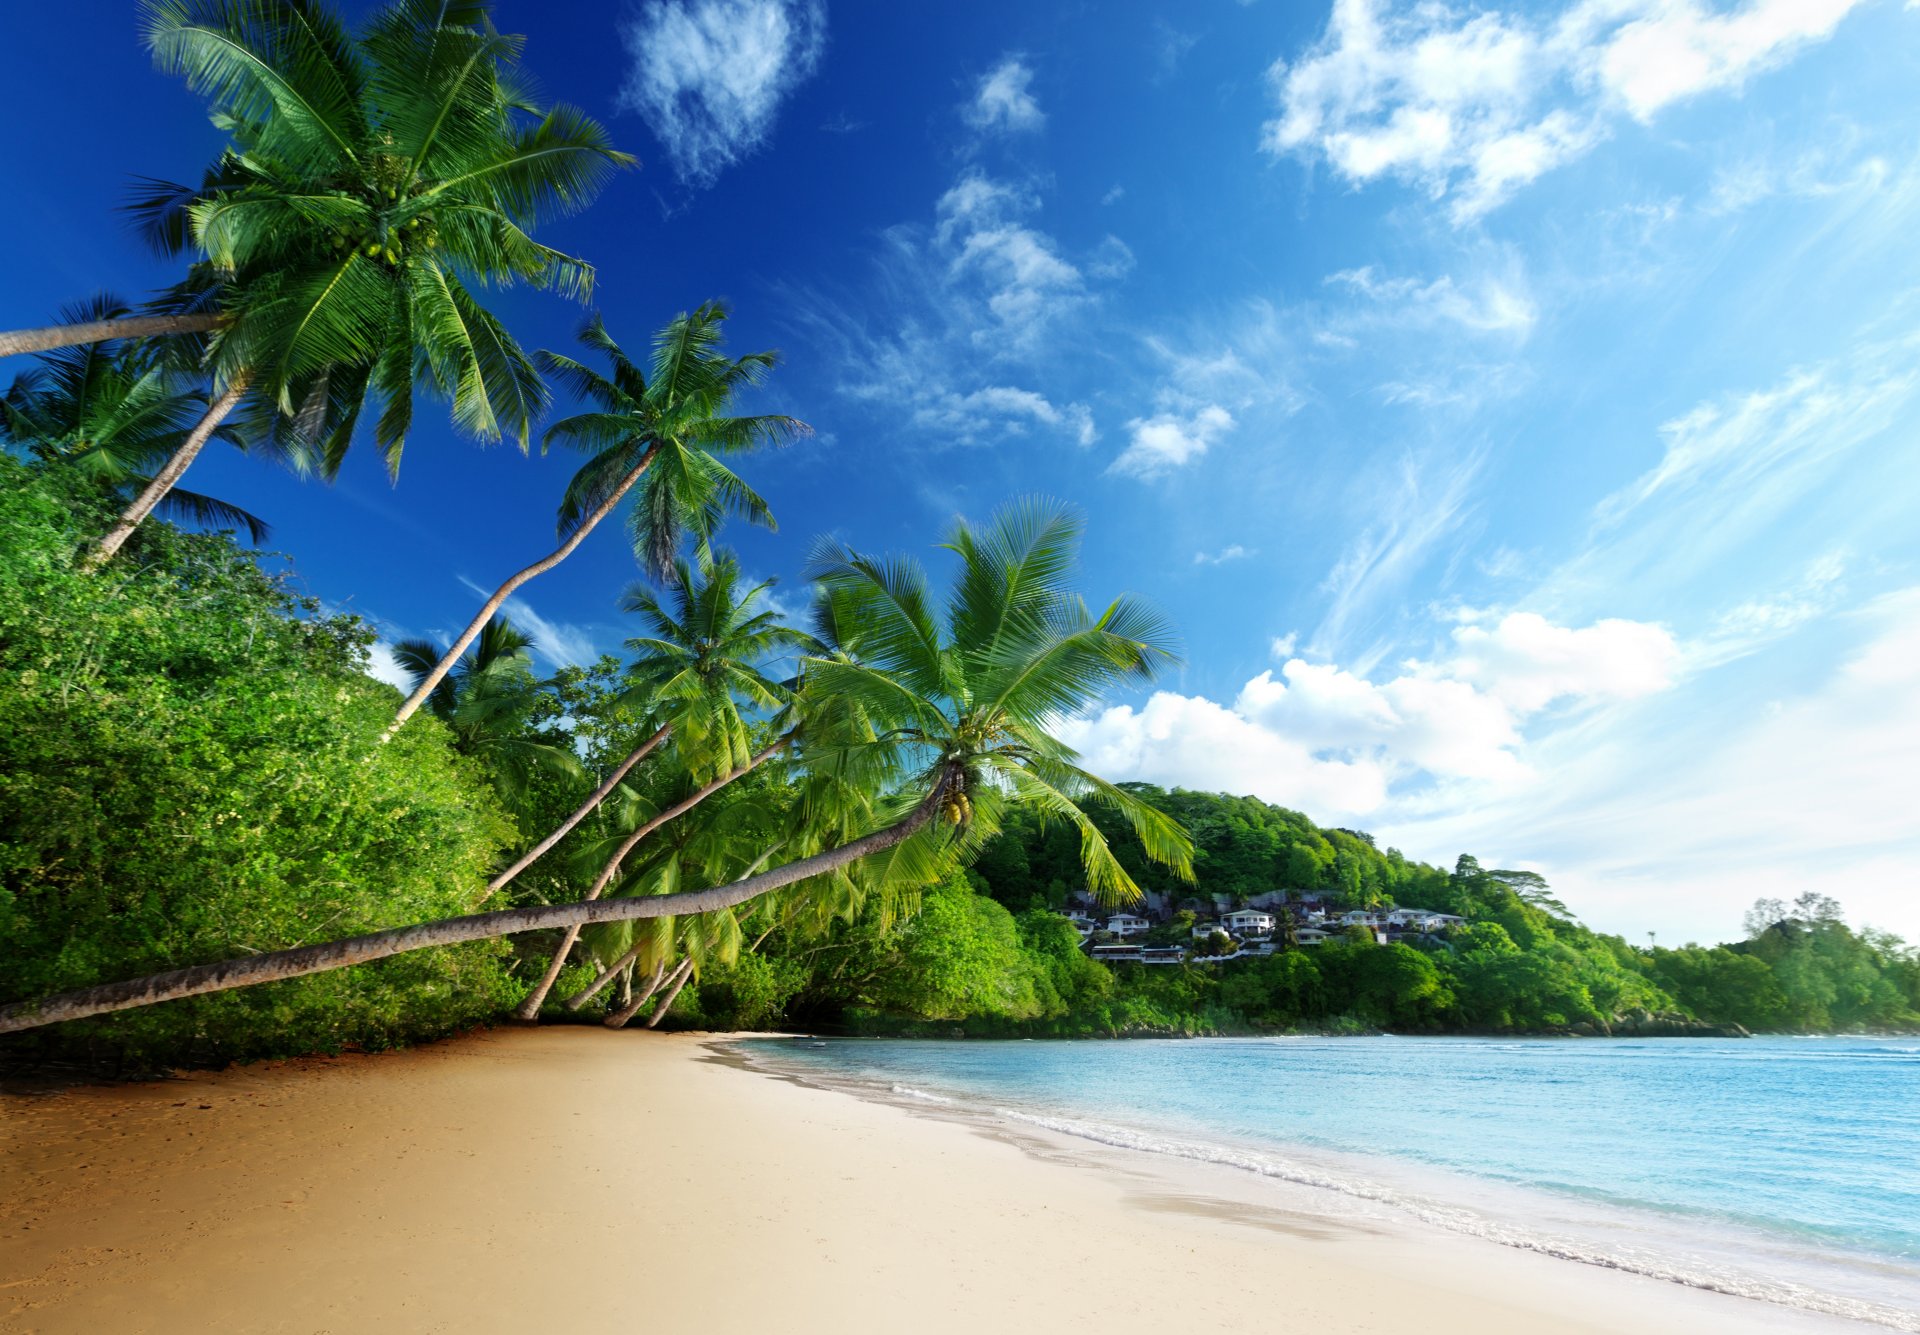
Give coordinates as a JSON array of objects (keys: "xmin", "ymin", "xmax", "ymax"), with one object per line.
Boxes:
[{"xmin": 0, "ymin": 458, "xmax": 521, "ymax": 1067}]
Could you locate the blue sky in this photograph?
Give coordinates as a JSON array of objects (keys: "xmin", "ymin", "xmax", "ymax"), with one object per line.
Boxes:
[{"xmin": 4, "ymin": 0, "xmax": 1917, "ymax": 944}]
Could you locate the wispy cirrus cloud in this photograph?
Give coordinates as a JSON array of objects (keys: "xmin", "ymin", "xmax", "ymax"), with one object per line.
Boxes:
[
  {"xmin": 1194, "ymin": 543, "xmax": 1255, "ymax": 566},
  {"xmin": 1593, "ymin": 359, "xmax": 1915, "ymax": 529},
  {"xmin": 618, "ymin": 0, "xmax": 827, "ymax": 185},
  {"xmin": 456, "ymin": 579, "xmax": 600, "ymax": 671},
  {"xmin": 1312, "ymin": 445, "xmax": 1485, "ymax": 660},
  {"xmin": 1264, "ymin": 0, "xmax": 1866, "ymax": 222},
  {"xmin": 781, "ymin": 151, "xmax": 1122, "ymax": 456},
  {"xmin": 1326, "ymin": 264, "xmax": 1537, "ymax": 336}
]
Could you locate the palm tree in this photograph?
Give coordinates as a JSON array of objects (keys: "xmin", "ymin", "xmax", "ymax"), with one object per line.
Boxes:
[
  {"xmin": 512, "ymin": 550, "xmax": 814, "ymax": 1019},
  {"xmin": 388, "ymin": 615, "xmax": 584, "ymax": 816},
  {"xmin": 793, "ymin": 497, "xmax": 1194, "ymax": 902},
  {"xmin": 562, "ymin": 786, "xmax": 779, "ymax": 1024},
  {"xmin": 1, "ymin": 297, "xmax": 277, "ymax": 543},
  {"xmin": 386, "ymin": 305, "xmax": 806, "ymax": 737},
  {"xmin": 16, "ymin": 0, "xmax": 633, "ymax": 565},
  {"xmin": 0, "ymin": 498, "xmax": 1194, "ymax": 1033}
]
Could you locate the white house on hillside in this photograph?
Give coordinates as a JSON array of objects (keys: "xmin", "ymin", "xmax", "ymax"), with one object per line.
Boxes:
[
  {"xmin": 1223, "ymin": 909, "xmax": 1274, "ymax": 936},
  {"xmin": 1106, "ymin": 913, "xmax": 1152, "ymax": 937}
]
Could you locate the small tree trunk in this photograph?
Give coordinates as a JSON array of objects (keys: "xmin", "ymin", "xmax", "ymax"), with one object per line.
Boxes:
[
  {"xmin": 83, "ymin": 376, "xmax": 251, "ymax": 569},
  {"xmin": 564, "ymin": 943, "xmax": 648, "ymax": 1010},
  {"xmin": 0, "ymin": 312, "xmax": 224, "ymax": 360},
  {"xmin": 0, "ymin": 767, "xmax": 958, "ymax": 1035},
  {"xmin": 643, "ymin": 959, "xmax": 696, "ymax": 1030},
  {"xmin": 610, "ymin": 957, "xmax": 691, "ymax": 1030},
  {"xmin": 511, "ymin": 735, "xmax": 790, "ymax": 1022},
  {"xmin": 385, "ymin": 445, "xmax": 657, "ymax": 740},
  {"xmin": 474, "ymin": 724, "xmax": 670, "ymax": 908},
  {"xmin": 618, "ymin": 961, "xmax": 634, "ymax": 1007},
  {"xmin": 602, "ymin": 958, "xmax": 677, "ymax": 1029}
]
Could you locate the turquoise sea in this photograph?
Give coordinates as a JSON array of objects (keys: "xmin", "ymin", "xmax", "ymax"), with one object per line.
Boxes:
[{"xmin": 745, "ymin": 1035, "xmax": 1920, "ymax": 1330}]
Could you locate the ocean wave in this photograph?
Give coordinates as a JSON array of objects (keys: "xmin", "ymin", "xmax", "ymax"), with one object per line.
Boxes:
[
  {"xmin": 992, "ymin": 1107, "xmax": 1920, "ymax": 1333},
  {"xmin": 888, "ymin": 1084, "xmax": 954, "ymax": 1104}
]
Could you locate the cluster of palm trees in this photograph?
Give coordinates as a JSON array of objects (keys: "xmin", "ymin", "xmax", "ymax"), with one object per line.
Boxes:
[{"xmin": 0, "ymin": 0, "xmax": 1193, "ymax": 1037}]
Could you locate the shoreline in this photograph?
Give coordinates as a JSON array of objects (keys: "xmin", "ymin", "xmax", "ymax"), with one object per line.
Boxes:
[
  {"xmin": 726, "ymin": 1034, "xmax": 1920, "ymax": 1334},
  {"xmin": 1, "ymin": 1027, "xmax": 1897, "ymax": 1333}
]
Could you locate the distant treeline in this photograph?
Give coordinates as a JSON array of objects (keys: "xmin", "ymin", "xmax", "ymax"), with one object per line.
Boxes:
[{"xmin": 689, "ymin": 792, "xmax": 1920, "ymax": 1037}]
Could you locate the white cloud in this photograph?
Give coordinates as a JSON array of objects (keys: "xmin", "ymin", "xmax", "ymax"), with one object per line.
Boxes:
[
  {"xmin": 364, "ymin": 641, "xmax": 414, "ymax": 693},
  {"xmin": 1383, "ymin": 589, "xmax": 1920, "ymax": 942},
  {"xmin": 618, "ymin": 0, "xmax": 827, "ymax": 186},
  {"xmin": 1194, "ymin": 543, "xmax": 1255, "ymax": 566},
  {"xmin": 908, "ymin": 384, "xmax": 1096, "ymax": 447},
  {"xmin": 1327, "ymin": 264, "xmax": 1537, "ymax": 335},
  {"xmin": 787, "ymin": 161, "xmax": 1122, "ymax": 456},
  {"xmin": 1270, "ymin": 632, "xmax": 1300, "ymax": 659},
  {"xmin": 1265, "ymin": 0, "xmax": 1865, "ymax": 221},
  {"xmin": 1110, "ymin": 404, "xmax": 1234, "ymax": 480},
  {"xmin": 1447, "ymin": 611, "xmax": 1679, "ymax": 713},
  {"xmin": 1062, "ymin": 609, "xmax": 1676, "ymax": 818},
  {"xmin": 938, "ymin": 173, "xmax": 1085, "ymax": 338},
  {"xmin": 1692, "ymin": 551, "xmax": 1849, "ymax": 666},
  {"xmin": 1057, "ymin": 691, "xmax": 1391, "ymax": 819},
  {"xmin": 1594, "ymin": 0, "xmax": 1860, "ymax": 122},
  {"xmin": 966, "ymin": 56, "xmax": 1044, "ymax": 134}
]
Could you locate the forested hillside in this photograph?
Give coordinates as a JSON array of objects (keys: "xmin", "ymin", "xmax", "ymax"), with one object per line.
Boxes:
[{"xmin": 691, "ymin": 790, "xmax": 1920, "ymax": 1038}]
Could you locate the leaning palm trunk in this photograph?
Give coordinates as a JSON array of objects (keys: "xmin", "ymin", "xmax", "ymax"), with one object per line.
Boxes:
[
  {"xmin": 83, "ymin": 376, "xmax": 252, "ymax": 569},
  {"xmin": 0, "ymin": 769, "xmax": 956, "ymax": 1035},
  {"xmin": 565, "ymin": 942, "xmax": 651, "ymax": 1011},
  {"xmin": 0, "ymin": 312, "xmax": 224, "ymax": 360},
  {"xmin": 474, "ymin": 724, "xmax": 671, "ymax": 908},
  {"xmin": 606, "ymin": 957, "xmax": 686, "ymax": 1029},
  {"xmin": 637, "ymin": 958, "xmax": 695, "ymax": 1030},
  {"xmin": 386, "ymin": 446, "xmax": 658, "ymax": 740},
  {"xmin": 586, "ymin": 956, "xmax": 663, "ymax": 1016},
  {"xmin": 511, "ymin": 734, "xmax": 790, "ymax": 1021}
]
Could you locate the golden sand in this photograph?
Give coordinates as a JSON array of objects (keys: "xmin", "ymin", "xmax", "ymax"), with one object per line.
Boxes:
[{"xmin": 1, "ymin": 1027, "xmax": 1863, "ymax": 1333}]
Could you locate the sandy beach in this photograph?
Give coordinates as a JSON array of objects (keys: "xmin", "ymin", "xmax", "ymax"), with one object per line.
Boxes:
[{"xmin": 0, "ymin": 1027, "xmax": 1880, "ymax": 1334}]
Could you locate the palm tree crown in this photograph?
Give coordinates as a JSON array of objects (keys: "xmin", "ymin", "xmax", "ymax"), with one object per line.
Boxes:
[
  {"xmin": 620, "ymin": 550, "xmax": 815, "ymax": 782},
  {"xmin": 138, "ymin": 0, "xmax": 634, "ymax": 473},
  {"xmin": 541, "ymin": 305, "xmax": 808, "ymax": 581},
  {"xmin": 802, "ymin": 497, "xmax": 1195, "ymax": 905}
]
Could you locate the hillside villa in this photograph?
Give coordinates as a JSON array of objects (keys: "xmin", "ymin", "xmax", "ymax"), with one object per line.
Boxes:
[{"xmin": 1064, "ymin": 896, "xmax": 1466, "ymax": 967}]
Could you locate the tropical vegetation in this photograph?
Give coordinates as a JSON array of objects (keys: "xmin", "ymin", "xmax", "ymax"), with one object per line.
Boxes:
[{"xmin": 2, "ymin": 0, "xmax": 1913, "ymax": 1074}]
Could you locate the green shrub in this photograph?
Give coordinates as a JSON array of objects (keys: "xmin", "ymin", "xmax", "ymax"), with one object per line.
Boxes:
[{"xmin": 0, "ymin": 458, "xmax": 518, "ymax": 1069}]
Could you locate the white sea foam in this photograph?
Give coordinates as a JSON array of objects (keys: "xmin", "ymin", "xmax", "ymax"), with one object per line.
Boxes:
[
  {"xmin": 992, "ymin": 1106, "xmax": 1920, "ymax": 1333},
  {"xmin": 888, "ymin": 1084, "xmax": 953, "ymax": 1104}
]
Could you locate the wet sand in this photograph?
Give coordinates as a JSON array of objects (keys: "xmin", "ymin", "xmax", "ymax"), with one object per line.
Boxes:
[{"xmin": 0, "ymin": 1027, "xmax": 1876, "ymax": 1333}]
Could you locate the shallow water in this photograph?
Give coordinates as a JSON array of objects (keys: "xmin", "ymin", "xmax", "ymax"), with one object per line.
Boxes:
[{"xmin": 745, "ymin": 1034, "xmax": 1920, "ymax": 1330}]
